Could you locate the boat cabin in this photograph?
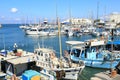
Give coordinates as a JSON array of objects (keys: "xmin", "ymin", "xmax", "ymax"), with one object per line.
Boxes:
[
  {"xmin": 66, "ymin": 40, "xmax": 111, "ymax": 61},
  {"xmin": 106, "ymin": 41, "xmax": 120, "ymax": 51},
  {"xmin": 34, "ymin": 48, "xmax": 55, "ymax": 62}
]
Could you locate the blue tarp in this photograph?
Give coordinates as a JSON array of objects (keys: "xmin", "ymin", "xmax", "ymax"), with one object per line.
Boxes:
[{"xmin": 107, "ymin": 41, "xmax": 120, "ymax": 45}]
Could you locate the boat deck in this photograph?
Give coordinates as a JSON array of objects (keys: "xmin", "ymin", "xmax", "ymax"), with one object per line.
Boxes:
[
  {"xmin": 0, "ymin": 52, "xmax": 34, "ymax": 61},
  {"xmin": 6, "ymin": 54, "xmax": 35, "ymax": 65},
  {"xmin": 92, "ymin": 71, "xmax": 120, "ymax": 80},
  {"xmin": 0, "ymin": 72, "xmax": 6, "ymax": 77}
]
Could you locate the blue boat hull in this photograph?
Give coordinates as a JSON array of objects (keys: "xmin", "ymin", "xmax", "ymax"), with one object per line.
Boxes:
[{"xmin": 71, "ymin": 55, "xmax": 119, "ymax": 69}]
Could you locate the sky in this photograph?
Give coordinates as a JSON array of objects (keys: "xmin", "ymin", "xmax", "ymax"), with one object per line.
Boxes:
[{"xmin": 0, "ymin": 0, "xmax": 120, "ymax": 24}]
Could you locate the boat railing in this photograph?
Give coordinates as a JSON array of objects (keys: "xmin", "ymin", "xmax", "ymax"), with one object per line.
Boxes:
[{"xmin": 36, "ymin": 60, "xmax": 57, "ymax": 70}]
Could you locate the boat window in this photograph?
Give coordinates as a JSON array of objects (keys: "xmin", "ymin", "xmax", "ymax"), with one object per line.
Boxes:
[
  {"xmin": 38, "ymin": 29, "xmax": 42, "ymax": 31},
  {"xmin": 106, "ymin": 44, "xmax": 111, "ymax": 51},
  {"xmin": 73, "ymin": 49, "xmax": 81, "ymax": 57},
  {"xmin": 34, "ymin": 51, "xmax": 37, "ymax": 54},
  {"xmin": 91, "ymin": 47, "xmax": 96, "ymax": 52},
  {"xmin": 31, "ymin": 29, "xmax": 37, "ymax": 31},
  {"xmin": 37, "ymin": 51, "xmax": 43, "ymax": 56},
  {"xmin": 45, "ymin": 54, "xmax": 48, "ymax": 57},
  {"xmin": 106, "ymin": 43, "xmax": 120, "ymax": 51},
  {"xmin": 44, "ymin": 29, "xmax": 48, "ymax": 31},
  {"xmin": 103, "ymin": 53, "xmax": 111, "ymax": 61},
  {"xmin": 40, "ymin": 51, "xmax": 43, "ymax": 56},
  {"xmin": 84, "ymin": 51, "xmax": 87, "ymax": 58},
  {"xmin": 96, "ymin": 53, "xmax": 102, "ymax": 58},
  {"xmin": 38, "ymin": 52, "xmax": 40, "ymax": 55},
  {"xmin": 114, "ymin": 45, "xmax": 120, "ymax": 50},
  {"xmin": 86, "ymin": 48, "xmax": 90, "ymax": 53}
]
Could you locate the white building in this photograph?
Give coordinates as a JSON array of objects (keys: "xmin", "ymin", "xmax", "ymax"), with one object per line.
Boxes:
[
  {"xmin": 108, "ymin": 12, "xmax": 120, "ymax": 23},
  {"xmin": 62, "ymin": 18, "xmax": 92, "ymax": 25}
]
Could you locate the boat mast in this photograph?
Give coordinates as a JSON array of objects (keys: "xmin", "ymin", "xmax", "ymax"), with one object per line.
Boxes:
[
  {"xmin": 110, "ymin": 28, "xmax": 114, "ymax": 71},
  {"xmin": 56, "ymin": 1, "xmax": 58, "ymax": 25},
  {"xmin": 97, "ymin": 1, "xmax": 99, "ymax": 19},
  {"xmin": 2, "ymin": 34, "xmax": 6, "ymax": 50},
  {"xmin": 56, "ymin": 0, "xmax": 62, "ymax": 59},
  {"xmin": 104, "ymin": 6, "xmax": 106, "ymax": 21},
  {"xmin": 56, "ymin": 1, "xmax": 65, "ymax": 79},
  {"xmin": 58, "ymin": 18, "xmax": 62, "ymax": 59},
  {"xmin": 69, "ymin": 0, "xmax": 72, "ymax": 26}
]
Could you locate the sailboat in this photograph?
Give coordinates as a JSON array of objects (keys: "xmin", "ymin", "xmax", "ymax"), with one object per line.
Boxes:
[
  {"xmin": 0, "ymin": 24, "xmax": 2, "ymax": 28},
  {"xmin": 34, "ymin": 18, "xmax": 85, "ymax": 80},
  {"xmin": 0, "ymin": 34, "xmax": 7, "ymax": 57}
]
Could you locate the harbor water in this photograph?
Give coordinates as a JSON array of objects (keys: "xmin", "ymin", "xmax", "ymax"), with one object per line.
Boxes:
[{"xmin": 1, "ymin": 24, "xmax": 120, "ymax": 80}]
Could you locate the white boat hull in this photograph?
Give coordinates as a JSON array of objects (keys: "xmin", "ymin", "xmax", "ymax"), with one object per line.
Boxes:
[
  {"xmin": 39, "ymin": 31, "xmax": 49, "ymax": 36},
  {"xmin": 61, "ymin": 67, "xmax": 84, "ymax": 80},
  {"xmin": 25, "ymin": 30, "xmax": 39, "ymax": 35}
]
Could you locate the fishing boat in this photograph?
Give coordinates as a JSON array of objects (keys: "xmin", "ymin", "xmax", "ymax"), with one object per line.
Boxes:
[
  {"xmin": 66, "ymin": 39, "xmax": 120, "ymax": 69},
  {"xmin": 34, "ymin": 18, "xmax": 85, "ymax": 80},
  {"xmin": 34, "ymin": 47, "xmax": 85, "ymax": 80}
]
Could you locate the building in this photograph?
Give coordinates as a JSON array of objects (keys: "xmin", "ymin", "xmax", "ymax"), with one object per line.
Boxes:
[
  {"xmin": 108, "ymin": 12, "xmax": 120, "ymax": 23},
  {"xmin": 62, "ymin": 18, "xmax": 92, "ymax": 25}
]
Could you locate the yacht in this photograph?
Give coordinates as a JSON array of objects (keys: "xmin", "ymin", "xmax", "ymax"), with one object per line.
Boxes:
[
  {"xmin": 25, "ymin": 27, "xmax": 40, "ymax": 35},
  {"xmin": 39, "ymin": 28, "xmax": 49, "ymax": 36}
]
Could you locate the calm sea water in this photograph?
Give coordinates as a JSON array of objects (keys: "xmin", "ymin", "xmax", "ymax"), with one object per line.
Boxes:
[{"xmin": 1, "ymin": 24, "xmax": 120, "ymax": 80}]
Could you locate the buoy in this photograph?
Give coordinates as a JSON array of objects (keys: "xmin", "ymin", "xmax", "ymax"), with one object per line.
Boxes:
[{"xmin": 111, "ymin": 69, "xmax": 117, "ymax": 78}]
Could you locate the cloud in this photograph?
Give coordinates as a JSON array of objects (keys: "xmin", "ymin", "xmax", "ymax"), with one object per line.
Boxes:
[
  {"xmin": 112, "ymin": 12, "xmax": 119, "ymax": 14},
  {"xmin": 10, "ymin": 8, "xmax": 18, "ymax": 13}
]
